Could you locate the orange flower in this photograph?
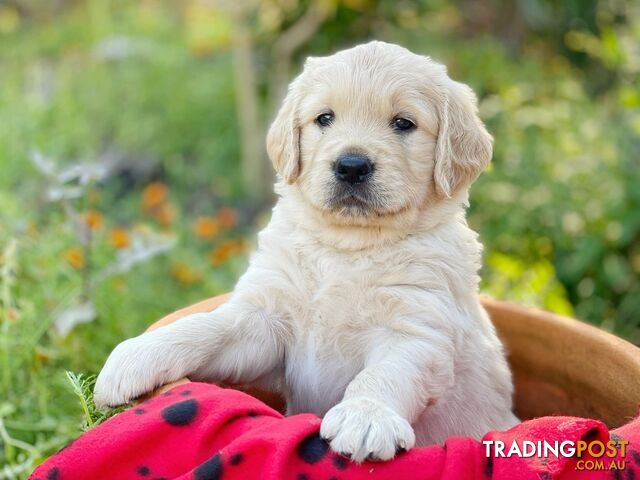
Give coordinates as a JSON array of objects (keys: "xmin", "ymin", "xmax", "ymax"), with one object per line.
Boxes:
[
  {"xmin": 217, "ymin": 207, "xmax": 237, "ymax": 229},
  {"xmin": 208, "ymin": 247, "xmax": 228, "ymax": 266},
  {"xmin": 109, "ymin": 227, "xmax": 130, "ymax": 249},
  {"xmin": 64, "ymin": 247, "xmax": 85, "ymax": 269},
  {"xmin": 83, "ymin": 209, "xmax": 103, "ymax": 230},
  {"xmin": 142, "ymin": 182, "xmax": 168, "ymax": 210},
  {"xmin": 5, "ymin": 307, "xmax": 17, "ymax": 322},
  {"xmin": 170, "ymin": 263, "xmax": 202, "ymax": 285},
  {"xmin": 35, "ymin": 349, "xmax": 50, "ymax": 364},
  {"xmin": 154, "ymin": 203, "xmax": 176, "ymax": 227},
  {"xmin": 208, "ymin": 239, "xmax": 245, "ymax": 266},
  {"xmin": 193, "ymin": 216, "xmax": 219, "ymax": 239}
]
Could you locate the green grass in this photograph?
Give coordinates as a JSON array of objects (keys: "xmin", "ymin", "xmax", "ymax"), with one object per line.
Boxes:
[
  {"xmin": 65, "ymin": 372, "xmax": 124, "ymax": 431},
  {"xmin": 1, "ymin": 212, "xmax": 249, "ymax": 477}
]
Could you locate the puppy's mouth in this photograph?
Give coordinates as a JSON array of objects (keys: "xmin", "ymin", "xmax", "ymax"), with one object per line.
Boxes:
[{"xmin": 327, "ymin": 184, "xmax": 375, "ymax": 215}]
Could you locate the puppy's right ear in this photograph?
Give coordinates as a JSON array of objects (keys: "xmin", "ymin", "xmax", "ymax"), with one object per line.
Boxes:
[
  {"xmin": 433, "ymin": 78, "xmax": 493, "ymax": 198},
  {"xmin": 266, "ymin": 78, "xmax": 302, "ymax": 184}
]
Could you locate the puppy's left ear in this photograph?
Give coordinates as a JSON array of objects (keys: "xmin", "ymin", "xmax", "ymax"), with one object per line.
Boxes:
[
  {"xmin": 433, "ymin": 79, "xmax": 493, "ymax": 197},
  {"xmin": 266, "ymin": 78, "xmax": 302, "ymax": 184}
]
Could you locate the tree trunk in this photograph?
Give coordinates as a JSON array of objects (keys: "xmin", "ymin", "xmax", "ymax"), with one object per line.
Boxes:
[{"xmin": 231, "ymin": 21, "xmax": 272, "ymax": 200}]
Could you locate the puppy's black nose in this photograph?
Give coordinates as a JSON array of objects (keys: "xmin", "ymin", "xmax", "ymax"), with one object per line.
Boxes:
[{"xmin": 333, "ymin": 153, "xmax": 373, "ymax": 185}]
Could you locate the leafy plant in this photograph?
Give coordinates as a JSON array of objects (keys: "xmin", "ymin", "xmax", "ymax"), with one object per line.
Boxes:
[{"xmin": 65, "ymin": 372, "xmax": 124, "ymax": 430}]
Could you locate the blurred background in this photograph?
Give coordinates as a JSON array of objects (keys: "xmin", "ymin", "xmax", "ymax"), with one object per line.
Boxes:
[{"xmin": 0, "ymin": 0, "xmax": 638, "ymax": 476}]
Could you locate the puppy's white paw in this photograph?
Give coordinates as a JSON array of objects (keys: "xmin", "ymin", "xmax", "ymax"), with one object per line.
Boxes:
[
  {"xmin": 94, "ymin": 335, "xmax": 171, "ymax": 409},
  {"xmin": 320, "ymin": 396, "xmax": 415, "ymax": 463}
]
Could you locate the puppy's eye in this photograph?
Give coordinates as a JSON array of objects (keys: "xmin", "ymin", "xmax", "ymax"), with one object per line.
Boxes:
[
  {"xmin": 392, "ymin": 117, "xmax": 416, "ymax": 132},
  {"xmin": 315, "ymin": 113, "xmax": 334, "ymax": 127}
]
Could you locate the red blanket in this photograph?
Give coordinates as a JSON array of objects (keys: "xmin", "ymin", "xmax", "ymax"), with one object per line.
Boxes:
[{"xmin": 31, "ymin": 383, "xmax": 639, "ymax": 480}]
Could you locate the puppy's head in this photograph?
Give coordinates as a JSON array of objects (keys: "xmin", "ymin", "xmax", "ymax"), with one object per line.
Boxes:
[{"xmin": 266, "ymin": 41, "xmax": 492, "ymax": 227}]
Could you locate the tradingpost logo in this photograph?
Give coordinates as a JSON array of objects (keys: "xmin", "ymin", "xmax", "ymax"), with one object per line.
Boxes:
[{"xmin": 483, "ymin": 438, "xmax": 629, "ymax": 471}]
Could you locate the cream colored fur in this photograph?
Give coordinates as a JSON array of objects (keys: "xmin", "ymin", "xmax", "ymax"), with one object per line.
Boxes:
[{"xmin": 95, "ymin": 41, "xmax": 518, "ymax": 462}]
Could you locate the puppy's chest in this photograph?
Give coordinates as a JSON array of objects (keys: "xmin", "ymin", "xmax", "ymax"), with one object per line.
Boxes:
[
  {"xmin": 284, "ymin": 332, "xmax": 362, "ymax": 416},
  {"xmin": 286, "ymin": 253, "xmax": 388, "ymax": 339},
  {"xmin": 281, "ymin": 252, "xmax": 394, "ymax": 415}
]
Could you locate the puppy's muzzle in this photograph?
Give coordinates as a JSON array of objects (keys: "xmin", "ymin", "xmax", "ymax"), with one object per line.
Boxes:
[{"xmin": 333, "ymin": 153, "xmax": 373, "ymax": 185}]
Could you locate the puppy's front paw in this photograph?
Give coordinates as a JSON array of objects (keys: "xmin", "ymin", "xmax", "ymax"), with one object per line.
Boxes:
[
  {"xmin": 94, "ymin": 335, "xmax": 170, "ymax": 409},
  {"xmin": 320, "ymin": 396, "xmax": 415, "ymax": 463}
]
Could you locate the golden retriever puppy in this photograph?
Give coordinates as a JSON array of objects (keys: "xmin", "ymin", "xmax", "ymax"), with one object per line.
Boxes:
[{"xmin": 95, "ymin": 41, "xmax": 518, "ymax": 462}]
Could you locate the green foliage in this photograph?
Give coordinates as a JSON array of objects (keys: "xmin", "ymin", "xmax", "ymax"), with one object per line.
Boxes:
[
  {"xmin": 0, "ymin": 0, "xmax": 638, "ymax": 477},
  {"xmin": 65, "ymin": 372, "xmax": 124, "ymax": 430}
]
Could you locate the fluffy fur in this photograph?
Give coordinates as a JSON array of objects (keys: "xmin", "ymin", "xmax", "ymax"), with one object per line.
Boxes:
[{"xmin": 95, "ymin": 41, "xmax": 518, "ymax": 462}]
